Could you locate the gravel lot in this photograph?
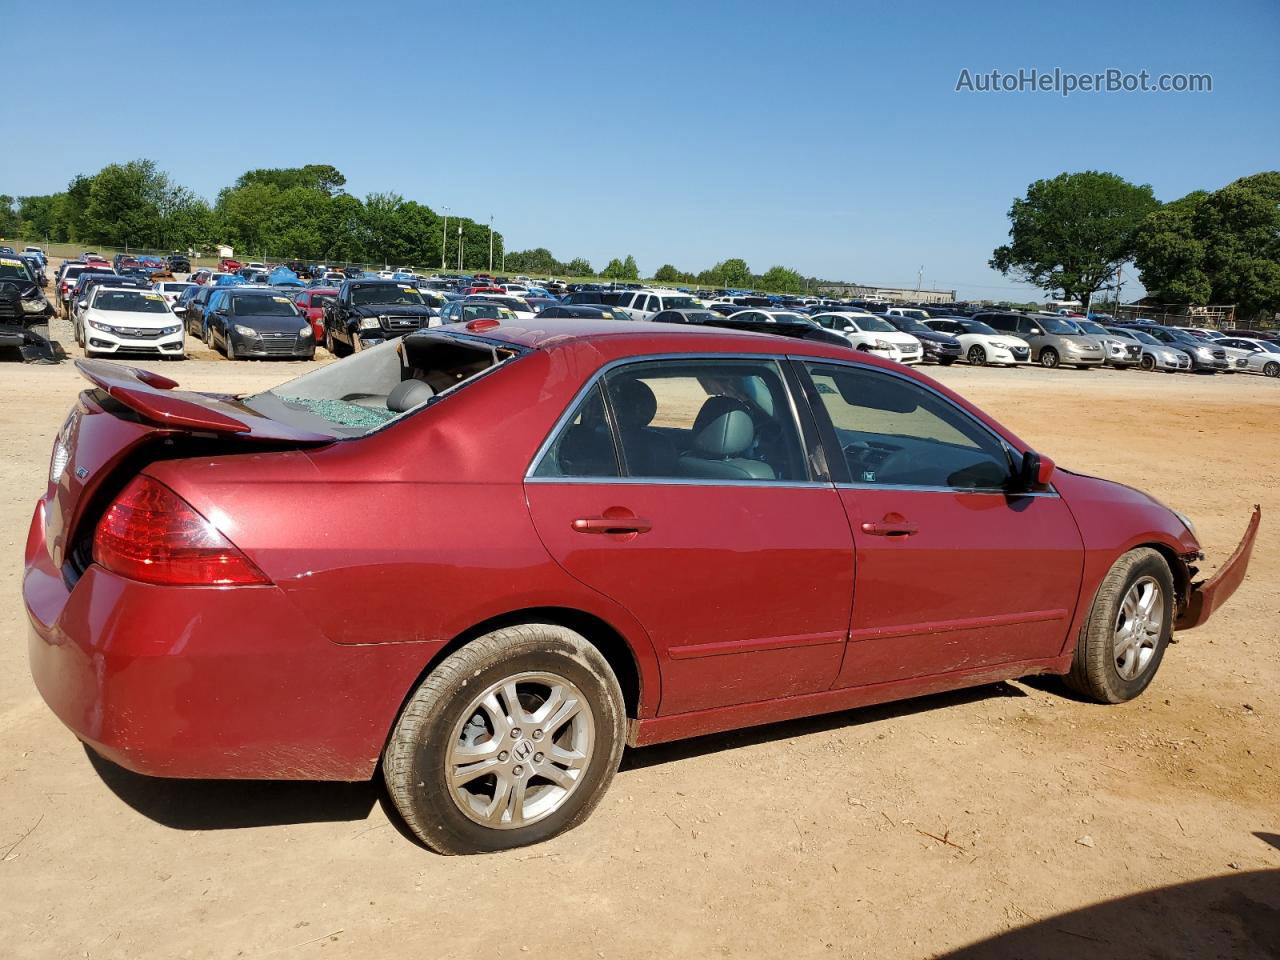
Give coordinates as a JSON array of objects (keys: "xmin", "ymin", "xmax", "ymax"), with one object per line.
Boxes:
[{"xmin": 1, "ymin": 300, "xmax": 1277, "ymax": 959}]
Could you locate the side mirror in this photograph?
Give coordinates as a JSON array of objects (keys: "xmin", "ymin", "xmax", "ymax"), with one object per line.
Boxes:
[
  {"xmin": 77, "ymin": 300, "xmax": 87, "ymax": 309},
  {"xmin": 1018, "ymin": 450, "xmax": 1055, "ymax": 491}
]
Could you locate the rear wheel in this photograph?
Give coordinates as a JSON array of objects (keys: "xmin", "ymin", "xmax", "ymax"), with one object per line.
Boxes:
[
  {"xmin": 1265, "ymin": 361, "xmax": 1280, "ymax": 378},
  {"xmin": 967, "ymin": 345, "xmax": 987, "ymax": 366},
  {"xmin": 1065, "ymin": 548, "xmax": 1174, "ymax": 703},
  {"xmin": 384, "ymin": 624, "xmax": 626, "ymax": 855},
  {"xmin": 1040, "ymin": 348, "xmax": 1060, "ymax": 368}
]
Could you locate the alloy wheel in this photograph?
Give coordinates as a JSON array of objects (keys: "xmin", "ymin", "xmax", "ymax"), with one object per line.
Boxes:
[
  {"xmin": 968, "ymin": 345, "xmax": 986, "ymax": 366},
  {"xmin": 1113, "ymin": 576, "xmax": 1163, "ymax": 680},
  {"xmin": 446, "ymin": 671, "xmax": 595, "ymax": 829},
  {"xmin": 1040, "ymin": 348, "xmax": 1059, "ymax": 368},
  {"xmin": 1265, "ymin": 362, "xmax": 1279, "ymax": 378}
]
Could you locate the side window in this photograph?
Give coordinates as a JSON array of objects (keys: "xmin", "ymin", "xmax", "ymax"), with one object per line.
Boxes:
[
  {"xmin": 532, "ymin": 384, "xmax": 620, "ymax": 478},
  {"xmin": 602, "ymin": 359, "xmax": 807, "ymax": 482},
  {"xmin": 804, "ymin": 363, "xmax": 1014, "ymax": 490}
]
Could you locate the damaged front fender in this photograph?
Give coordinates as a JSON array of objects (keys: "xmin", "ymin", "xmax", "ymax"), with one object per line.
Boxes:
[{"xmin": 1175, "ymin": 505, "xmax": 1261, "ymax": 631}]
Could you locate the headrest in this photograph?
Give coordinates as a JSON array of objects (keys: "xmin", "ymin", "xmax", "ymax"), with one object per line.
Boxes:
[
  {"xmin": 387, "ymin": 378, "xmax": 436, "ymax": 413},
  {"xmin": 692, "ymin": 396, "xmax": 755, "ymax": 457},
  {"xmin": 609, "ymin": 379, "xmax": 657, "ymax": 429}
]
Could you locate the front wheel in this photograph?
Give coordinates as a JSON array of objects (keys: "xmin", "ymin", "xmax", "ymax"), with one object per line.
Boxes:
[
  {"xmin": 1140, "ymin": 354, "xmax": 1156, "ymax": 371},
  {"xmin": 383, "ymin": 624, "xmax": 626, "ymax": 855},
  {"xmin": 1065, "ymin": 548, "xmax": 1174, "ymax": 703},
  {"xmin": 1040, "ymin": 348, "xmax": 1060, "ymax": 368},
  {"xmin": 967, "ymin": 345, "xmax": 987, "ymax": 366},
  {"xmin": 225, "ymin": 333, "xmax": 238, "ymax": 361},
  {"xmin": 1265, "ymin": 361, "xmax": 1280, "ymax": 378}
]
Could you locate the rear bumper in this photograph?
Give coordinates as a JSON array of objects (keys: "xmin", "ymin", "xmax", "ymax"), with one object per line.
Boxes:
[
  {"xmin": 23, "ymin": 499, "xmax": 431, "ymax": 780},
  {"xmin": 1176, "ymin": 505, "xmax": 1261, "ymax": 630}
]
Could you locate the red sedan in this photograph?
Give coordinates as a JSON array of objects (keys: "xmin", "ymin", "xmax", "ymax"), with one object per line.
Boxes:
[
  {"xmin": 292, "ymin": 287, "xmax": 337, "ymax": 341},
  {"xmin": 23, "ymin": 319, "xmax": 1258, "ymax": 854}
]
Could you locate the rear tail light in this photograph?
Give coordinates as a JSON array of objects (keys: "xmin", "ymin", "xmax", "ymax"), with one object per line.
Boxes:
[{"xmin": 93, "ymin": 475, "xmax": 269, "ymax": 585}]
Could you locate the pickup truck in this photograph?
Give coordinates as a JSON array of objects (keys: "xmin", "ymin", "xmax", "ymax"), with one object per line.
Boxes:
[
  {"xmin": 218, "ymin": 258, "xmax": 243, "ymax": 273},
  {"xmin": 322, "ymin": 279, "xmax": 437, "ymax": 355}
]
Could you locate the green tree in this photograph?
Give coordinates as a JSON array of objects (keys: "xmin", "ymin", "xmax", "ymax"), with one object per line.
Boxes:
[
  {"xmin": 990, "ymin": 171, "xmax": 1158, "ymax": 304},
  {"xmin": 234, "ymin": 164, "xmax": 347, "ymax": 195},
  {"xmin": 716, "ymin": 258, "xmax": 753, "ymax": 288},
  {"xmin": 601, "ymin": 257, "xmax": 627, "ymax": 279},
  {"xmin": 564, "ymin": 257, "xmax": 593, "ymax": 276},
  {"xmin": 653, "ymin": 263, "xmax": 683, "ymax": 283},
  {"xmin": 0, "ymin": 195, "xmax": 16, "ymax": 237},
  {"xmin": 759, "ymin": 265, "xmax": 805, "ymax": 293},
  {"xmin": 621, "ymin": 254, "xmax": 639, "ymax": 281},
  {"xmin": 84, "ymin": 159, "xmax": 178, "ymax": 247},
  {"xmin": 1133, "ymin": 192, "xmax": 1212, "ymax": 304}
]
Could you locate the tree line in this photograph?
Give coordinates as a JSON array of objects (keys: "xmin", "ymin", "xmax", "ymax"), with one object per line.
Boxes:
[
  {"xmin": 990, "ymin": 170, "xmax": 1280, "ymax": 320},
  {"xmin": 0, "ymin": 161, "xmax": 514, "ymax": 270},
  {"xmin": 2, "ymin": 162, "xmax": 815, "ymax": 290}
]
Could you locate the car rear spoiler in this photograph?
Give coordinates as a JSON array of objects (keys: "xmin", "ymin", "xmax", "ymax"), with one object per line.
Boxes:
[
  {"xmin": 75, "ymin": 359, "xmax": 334, "ymax": 442},
  {"xmin": 1176, "ymin": 505, "xmax": 1261, "ymax": 631}
]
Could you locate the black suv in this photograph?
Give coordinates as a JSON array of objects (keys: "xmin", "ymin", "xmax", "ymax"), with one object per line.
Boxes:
[
  {"xmin": 167, "ymin": 253, "xmax": 192, "ymax": 273},
  {"xmin": 324, "ymin": 280, "xmax": 436, "ymax": 355}
]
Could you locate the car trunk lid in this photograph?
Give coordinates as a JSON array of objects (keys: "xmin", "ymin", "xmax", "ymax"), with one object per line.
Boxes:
[{"xmin": 44, "ymin": 360, "xmax": 333, "ymax": 572}]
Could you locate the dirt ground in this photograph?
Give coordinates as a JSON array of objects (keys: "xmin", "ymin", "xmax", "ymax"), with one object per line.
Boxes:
[{"xmin": 1, "ymin": 294, "xmax": 1278, "ymax": 959}]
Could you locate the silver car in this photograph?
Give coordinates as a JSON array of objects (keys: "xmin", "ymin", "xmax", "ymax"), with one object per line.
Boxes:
[
  {"xmin": 1216, "ymin": 337, "xmax": 1280, "ymax": 378},
  {"xmin": 1104, "ymin": 326, "xmax": 1192, "ymax": 372},
  {"xmin": 1072, "ymin": 318, "xmax": 1141, "ymax": 368},
  {"xmin": 975, "ymin": 312, "xmax": 1106, "ymax": 369}
]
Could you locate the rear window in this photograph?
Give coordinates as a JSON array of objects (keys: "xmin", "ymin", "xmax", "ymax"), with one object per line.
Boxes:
[{"xmin": 250, "ymin": 333, "xmax": 525, "ymax": 438}]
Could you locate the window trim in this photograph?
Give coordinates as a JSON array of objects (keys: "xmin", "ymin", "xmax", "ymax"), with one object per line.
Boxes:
[
  {"xmin": 524, "ymin": 352, "xmax": 825, "ymax": 487},
  {"xmin": 792, "ymin": 357, "xmax": 1057, "ymax": 497}
]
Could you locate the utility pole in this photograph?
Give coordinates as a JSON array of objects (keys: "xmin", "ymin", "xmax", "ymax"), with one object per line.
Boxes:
[
  {"xmin": 440, "ymin": 207, "xmax": 449, "ymax": 271},
  {"xmin": 457, "ymin": 225, "xmax": 463, "ymax": 271},
  {"xmin": 916, "ymin": 265, "xmax": 923, "ymax": 292},
  {"xmin": 488, "ymin": 215, "xmax": 494, "ymax": 272}
]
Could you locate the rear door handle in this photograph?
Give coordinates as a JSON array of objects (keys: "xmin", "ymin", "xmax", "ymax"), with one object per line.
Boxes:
[
  {"xmin": 572, "ymin": 516, "xmax": 653, "ymax": 534},
  {"xmin": 861, "ymin": 520, "xmax": 918, "ymax": 537}
]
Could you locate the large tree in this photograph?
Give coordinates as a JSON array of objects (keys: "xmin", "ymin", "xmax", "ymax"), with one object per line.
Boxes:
[
  {"xmin": 759, "ymin": 265, "xmax": 805, "ymax": 293},
  {"xmin": 1135, "ymin": 172, "xmax": 1280, "ymax": 319},
  {"xmin": 990, "ymin": 171, "xmax": 1158, "ymax": 304}
]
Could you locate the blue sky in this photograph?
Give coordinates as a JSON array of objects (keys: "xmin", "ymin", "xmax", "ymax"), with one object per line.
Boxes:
[{"xmin": 4, "ymin": 0, "xmax": 1277, "ymax": 299}]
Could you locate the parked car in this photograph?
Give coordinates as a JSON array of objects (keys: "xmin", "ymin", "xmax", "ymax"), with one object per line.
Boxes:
[
  {"xmin": 811, "ymin": 311, "xmax": 923, "ymax": 364},
  {"xmin": 1221, "ymin": 328, "xmax": 1280, "ymax": 342},
  {"xmin": 57, "ymin": 264, "xmax": 114, "ymax": 316},
  {"xmin": 1131, "ymin": 325, "xmax": 1229, "ymax": 372},
  {"xmin": 1214, "ymin": 337, "xmax": 1280, "ymax": 377},
  {"xmin": 292, "ymin": 288, "xmax": 338, "ymax": 341},
  {"xmin": 0, "ymin": 254, "xmax": 52, "ymax": 322},
  {"xmin": 438, "ymin": 300, "xmax": 518, "ymax": 325},
  {"xmin": 977, "ymin": 312, "xmax": 1105, "ymax": 369},
  {"xmin": 1103, "ymin": 326, "xmax": 1192, "ymax": 372},
  {"xmin": 699, "ymin": 311, "xmax": 852, "ymax": 348},
  {"xmin": 18, "ymin": 252, "xmax": 47, "ymax": 287},
  {"xmin": 166, "ymin": 254, "xmax": 192, "ymax": 273},
  {"xmin": 205, "ymin": 289, "xmax": 316, "ymax": 360},
  {"xmin": 537, "ymin": 304, "xmax": 626, "ymax": 320},
  {"xmin": 924, "ymin": 317, "xmax": 1031, "ymax": 366},
  {"xmin": 76, "ymin": 286, "xmax": 185, "ymax": 359},
  {"xmin": 178, "ymin": 285, "xmax": 217, "ymax": 340},
  {"xmin": 153, "ymin": 280, "xmax": 195, "ymax": 309},
  {"xmin": 218, "ymin": 258, "xmax": 243, "ymax": 273},
  {"xmin": 466, "ymin": 294, "xmax": 536, "ymax": 321},
  {"xmin": 651, "ymin": 308, "xmax": 724, "ymax": 325},
  {"xmin": 610, "ymin": 289, "xmax": 701, "ymax": 322},
  {"xmin": 324, "ymin": 280, "xmax": 436, "ymax": 355},
  {"xmin": 23, "ymin": 321, "xmax": 1259, "ymax": 854},
  {"xmin": 1069, "ymin": 318, "xmax": 1141, "ymax": 368},
  {"xmin": 880, "ymin": 313, "xmax": 962, "ymax": 365}
]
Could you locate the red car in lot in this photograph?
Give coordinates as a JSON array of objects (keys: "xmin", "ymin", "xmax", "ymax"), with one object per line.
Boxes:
[
  {"xmin": 291, "ymin": 287, "xmax": 337, "ymax": 341},
  {"xmin": 23, "ymin": 320, "xmax": 1258, "ymax": 854}
]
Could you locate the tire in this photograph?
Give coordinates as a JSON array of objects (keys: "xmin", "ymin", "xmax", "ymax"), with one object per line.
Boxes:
[
  {"xmin": 1140, "ymin": 354, "xmax": 1156, "ymax": 371},
  {"xmin": 225, "ymin": 332, "xmax": 238, "ymax": 361},
  {"xmin": 1265, "ymin": 362, "xmax": 1280, "ymax": 378},
  {"xmin": 384, "ymin": 623, "xmax": 626, "ymax": 855},
  {"xmin": 1040, "ymin": 348, "xmax": 1060, "ymax": 369},
  {"xmin": 967, "ymin": 345, "xmax": 987, "ymax": 366},
  {"xmin": 324, "ymin": 327, "xmax": 336, "ymax": 354},
  {"xmin": 1065, "ymin": 548, "xmax": 1174, "ymax": 704}
]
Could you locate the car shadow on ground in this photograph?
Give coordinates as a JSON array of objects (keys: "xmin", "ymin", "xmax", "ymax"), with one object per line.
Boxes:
[
  {"xmin": 84, "ymin": 681, "xmax": 1032, "ymax": 833},
  {"xmin": 84, "ymin": 745, "xmax": 379, "ymax": 830},
  {"xmin": 620, "ymin": 680, "xmax": 1028, "ymax": 773},
  {"xmin": 936, "ymin": 867, "xmax": 1280, "ymax": 959}
]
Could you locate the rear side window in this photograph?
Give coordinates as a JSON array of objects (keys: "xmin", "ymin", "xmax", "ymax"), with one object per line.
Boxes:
[{"xmin": 532, "ymin": 384, "xmax": 620, "ymax": 478}]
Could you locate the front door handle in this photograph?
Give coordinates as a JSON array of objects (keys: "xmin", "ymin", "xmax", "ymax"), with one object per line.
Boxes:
[
  {"xmin": 861, "ymin": 519, "xmax": 918, "ymax": 537},
  {"xmin": 572, "ymin": 516, "xmax": 653, "ymax": 535}
]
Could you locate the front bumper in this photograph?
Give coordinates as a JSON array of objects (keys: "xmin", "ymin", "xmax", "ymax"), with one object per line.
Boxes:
[
  {"xmin": 86, "ymin": 330, "xmax": 185, "ymax": 355},
  {"xmin": 22, "ymin": 500, "xmax": 429, "ymax": 780},
  {"xmin": 1176, "ymin": 506, "xmax": 1261, "ymax": 630},
  {"xmin": 230, "ymin": 329, "xmax": 315, "ymax": 358}
]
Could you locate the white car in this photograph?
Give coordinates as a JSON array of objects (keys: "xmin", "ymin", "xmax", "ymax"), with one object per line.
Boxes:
[
  {"xmin": 885, "ymin": 307, "xmax": 933, "ymax": 324},
  {"xmin": 811, "ymin": 311, "xmax": 923, "ymax": 364},
  {"xmin": 153, "ymin": 280, "xmax": 195, "ymax": 308},
  {"xmin": 77, "ymin": 287, "xmax": 186, "ymax": 359},
  {"xmin": 1215, "ymin": 337, "xmax": 1280, "ymax": 377},
  {"xmin": 246, "ymin": 262, "xmax": 267, "ymax": 272},
  {"xmin": 924, "ymin": 317, "xmax": 1031, "ymax": 366},
  {"xmin": 500, "ymin": 283, "xmax": 529, "ymax": 296},
  {"xmin": 470, "ymin": 294, "xmax": 536, "ymax": 321},
  {"xmin": 614, "ymin": 288, "xmax": 701, "ymax": 322}
]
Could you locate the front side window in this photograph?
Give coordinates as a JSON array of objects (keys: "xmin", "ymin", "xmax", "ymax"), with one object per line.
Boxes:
[{"xmin": 804, "ymin": 363, "xmax": 1013, "ymax": 490}]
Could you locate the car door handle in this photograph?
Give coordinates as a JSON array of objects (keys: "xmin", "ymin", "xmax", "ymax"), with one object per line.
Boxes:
[
  {"xmin": 572, "ymin": 516, "xmax": 652, "ymax": 534},
  {"xmin": 861, "ymin": 520, "xmax": 918, "ymax": 537}
]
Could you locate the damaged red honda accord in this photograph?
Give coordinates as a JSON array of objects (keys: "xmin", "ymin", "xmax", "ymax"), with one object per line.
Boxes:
[{"xmin": 24, "ymin": 319, "xmax": 1259, "ymax": 854}]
